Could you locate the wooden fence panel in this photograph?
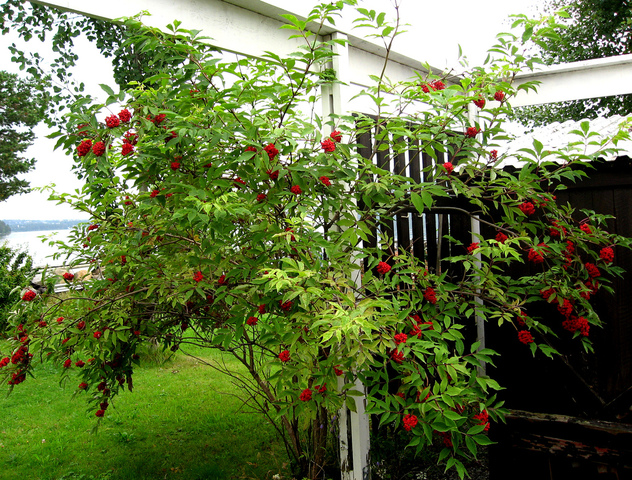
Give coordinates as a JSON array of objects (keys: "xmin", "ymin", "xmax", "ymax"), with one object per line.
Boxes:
[{"xmin": 355, "ymin": 120, "xmax": 632, "ymax": 476}]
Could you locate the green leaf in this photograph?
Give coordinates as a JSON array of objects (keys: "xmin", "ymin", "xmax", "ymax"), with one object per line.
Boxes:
[
  {"xmin": 99, "ymin": 84, "xmax": 115, "ymax": 96},
  {"xmin": 411, "ymin": 192, "xmax": 424, "ymax": 214},
  {"xmin": 473, "ymin": 434, "xmax": 494, "ymax": 446}
]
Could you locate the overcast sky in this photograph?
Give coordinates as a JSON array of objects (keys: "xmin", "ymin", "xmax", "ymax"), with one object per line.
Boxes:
[{"xmin": 0, "ymin": 0, "xmax": 539, "ymax": 221}]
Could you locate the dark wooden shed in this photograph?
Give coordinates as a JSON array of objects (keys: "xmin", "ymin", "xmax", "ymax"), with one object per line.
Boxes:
[
  {"xmin": 357, "ymin": 119, "xmax": 632, "ymax": 477},
  {"xmin": 488, "ymin": 156, "xmax": 632, "ymax": 480}
]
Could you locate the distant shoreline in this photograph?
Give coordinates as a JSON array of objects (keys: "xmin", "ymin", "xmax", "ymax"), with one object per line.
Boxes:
[{"xmin": 1, "ymin": 219, "xmax": 86, "ymax": 233}]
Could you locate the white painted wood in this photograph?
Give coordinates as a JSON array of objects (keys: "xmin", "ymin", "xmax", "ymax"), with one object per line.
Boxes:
[
  {"xmin": 321, "ymin": 31, "xmax": 371, "ymax": 480},
  {"xmin": 349, "ymin": 377, "xmax": 371, "ymax": 480},
  {"xmin": 31, "ymin": 0, "xmax": 436, "ymax": 93},
  {"xmin": 513, "ymin": 54, "xmax": 632, "ymax": 107},
  {"xmin": 34, "ymin": 0, "xmax": 308, "ymax": 59}
]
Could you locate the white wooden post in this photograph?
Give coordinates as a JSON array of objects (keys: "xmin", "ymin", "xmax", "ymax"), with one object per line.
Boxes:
[{"xmin": 322, "ymin": 31, "xmax": 371, "ymax": 480}]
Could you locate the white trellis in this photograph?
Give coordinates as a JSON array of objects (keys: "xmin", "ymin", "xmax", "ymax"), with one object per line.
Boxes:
[{"xmin": 30, "ymin": 1, "xmax": 632, "ymax": 478}]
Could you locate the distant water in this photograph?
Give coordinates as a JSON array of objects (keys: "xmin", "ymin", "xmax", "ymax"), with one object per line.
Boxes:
[{"xmin": 0, "ymin": 229, "xmax": 76, "ymax": 267}]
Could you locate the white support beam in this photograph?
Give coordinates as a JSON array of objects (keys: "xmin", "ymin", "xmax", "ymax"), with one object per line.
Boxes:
[{"xmin": 513, "ymin": 54, "xmax": 632, "ymax": 107}]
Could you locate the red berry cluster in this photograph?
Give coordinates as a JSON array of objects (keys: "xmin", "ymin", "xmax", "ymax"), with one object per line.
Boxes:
[
  {"xmin": 518, "ymin": 330, "xmax": 534, "ymax": 345},
  {"xmin": 121, "ymin": 142, "xmax": 134, "ymax": 156},
  {"xmin": 147, "ymin": 113, "xmax": 166, "ymax": 126},
  {"xmin": 394, "ymin": 333, "xmax": 408, "ymax": 345},
  {"xmin": 92, "ymin": 141, "xmax": 106, "ymax": 157},
  {"xmin": 77, "ymin": 139, "xmax": 92, "ymax": 157},
  {"xmin": 562, "ymin": 315, "xmax": 590, "ymax": 336},
  {"xmin": 422, "ymin": 80, "xmax": 445, "ymax": 92},
  {"xmin": 321, "ymin": 138, "xmax": 336, "ymax": 152},
  {"xmin": 438, "ymin": 431, "xmax": 453, "ymax": 447},
  {"xmin": 329, "ymin": 130, "xmax": 342, "ymax": 143},
  {"xmin": 600, "ymin": 247, "xmax": 614, "ymax": 263},
  {"xmin": 376, "ymin": 261, "xmax": 391, "ymax": 275},
  {"xmin": 423, "ymin": 287, "xmax": 437, "ymax": 304},
  {"xmin": 299, "ymin": 388, "xmax": 312, "ymax": 401},
  {"xmin": 278, "ymin": 350, "xmax": 290, "ymax": 362},
  {"xmin": 390, "ymin": 349, "xmax": 404, "ymax": 364},
  {"xmin": 473, "ymin": 409, "xmax": 490, "ymax": 431},
  {"xmin": 584, "ymin": 262, "xmax": 601, "ymax": 278},
  {"xmin": 402, "ymin": 413, "xmax": 418, "ymax": 431},
  {"xmin": 264, "ymin": 143, "xmax": 279, "ymax": 160},
  {"xmin": 443, "ymin": 162, "xmax": 454, "ymax": 175},
  {"xmin": 465, "ymin": 127, "xmax": 480, "ymax": 138},
  {"xmin": 519, "ymin": 201, "xmax": 536, "ymax": 216},
  {"xmin": 319, "ymin": 176, "xmax": 331, "ymax": 187},
  {"xmin": 105, "ymin": 115, "xmax": 120, "ymax": 128},
  {"xmin": 409, "ymin": 314, "xmax": 433, "ymax": 339},
  {"xmin": 22, "ymin": 290, "xmax": 36, "ymax": 302},
  {"xmin": 473, "ymin": 97, "xmax": 486, "ymax": 109},
  {"xmin": 527, "ymin": 247, "xmax": 545, "ymax": 264},
  {"xmin": 495, "ymin": 231, "xmax": 508, "ymax": 243},
  {"xmin": 118, "ymin": 109, "xmax": 132, "ymax": 123}
]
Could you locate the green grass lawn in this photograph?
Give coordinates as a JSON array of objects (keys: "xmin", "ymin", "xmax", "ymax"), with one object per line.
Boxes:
[{"xmin": 0, "ymin": 344, "xmax": 291, "ymax": 480}]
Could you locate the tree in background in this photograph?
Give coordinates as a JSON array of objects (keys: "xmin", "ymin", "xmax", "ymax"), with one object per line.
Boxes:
[
  {"xmin": 0, "ymin": 71, "xmax": 48, "ymax": 201},
  {"xmin": 1, "ymin": 0, "xmax": 190, "ymax": 128},
  {"xmin": 0, "ymin": 243, "xmax": 33, "ymax": 332},
  {"xmin": 0, "ymin": 220, "xmax": 10, "ymax": 235},
  {"xmin": 515, "ymin": 0, "xmax": 632, "ymax": 127}
]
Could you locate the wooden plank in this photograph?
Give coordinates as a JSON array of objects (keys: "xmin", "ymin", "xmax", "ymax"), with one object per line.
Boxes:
[
  {"xmin": 611, "ymin": 185, "xmax": 632, "ymax": 398},
  {"xmin": 376, "ymin": 135, "xmax": 394, "ymax": 261},
  {"xmin": 394, "ymin": 140, "xmax": 411, "ymax": 256},
  {"xmin": 356, "ymin": 126, "xmax": 375, "ymax": 272},
  {"xmin": 408, "ymin": 137, "xmax": 425, "ymax": 264},
  {"xmin": 496, "ymin": 409, "xmax": 632, "ymax": 464},
  {"xmin": 422, "ymin": 150, "xmax": 438, "ymax": 271}
]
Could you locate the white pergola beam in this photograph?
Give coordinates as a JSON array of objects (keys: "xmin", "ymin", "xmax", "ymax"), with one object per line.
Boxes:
[{"xmin": 513, "ymin": 54, "xmax": 632, "ymax": 107}]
